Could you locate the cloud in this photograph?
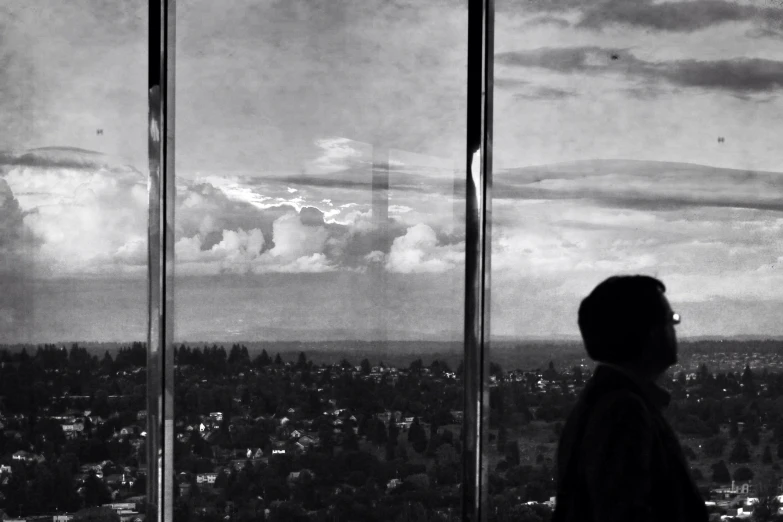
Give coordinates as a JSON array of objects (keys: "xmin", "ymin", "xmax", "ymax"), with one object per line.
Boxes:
[
  {"xmin": 496, "ymin": 46, "xmax": 783, "ymax": 95},
  {"xmin": 265, "ymin": 212, "xmax": 329, "ymax": 261},
  {"xmin": 175, "ymin": 212, "xmax": 340, "ymax": 275},
  {"xmin": 385, "ymin": 223, "xmax": 463, "ymax": 273},
  {"xmin": 0, "ymin": 146, "xmax": 141, "ymax": 172},
  {"xmin": 306, "ymin": 137, "xmax": 369, "ymax": 175},
  {"xmin": 577, "ymin": 0, "xmax": 783, "ymax": 33},
  {"xmin": 1, "ymin": 149, "xmax": 148, "ymax": 277},
  {"xmin": 661, "ymin": 57, "xmax": 783, "ymax": 93},
  {"xmin": 522, "ymin": 15, "xmax": 571, "ymax": 28},
  {"xmin": 0, "ymin": 177, "xmax": 37, "ymax": 341},
  {"xmin": 0, "ymin": 177, "xmax": 29, "ymax": 253},
  {"xmin": 514, "ymin": 86, "xmax": 576, "ymax": 100},
  {"xmin": 496, "ymin": 159, "xmax": 783, "ymax": 213}
]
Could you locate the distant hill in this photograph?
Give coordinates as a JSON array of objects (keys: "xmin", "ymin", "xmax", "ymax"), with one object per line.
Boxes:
[{"xmin": 2, "ymin": 338, "xmax": 782, "ymax": 373}]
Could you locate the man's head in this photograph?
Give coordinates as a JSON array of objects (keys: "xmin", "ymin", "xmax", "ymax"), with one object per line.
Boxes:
[{"xmin": 578, "ymin": 275, "xmax": 679, "ymax": 376}]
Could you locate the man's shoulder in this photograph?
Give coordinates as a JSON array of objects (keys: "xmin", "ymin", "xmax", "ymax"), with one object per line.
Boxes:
[{"xmin": 583, "ymin": 388, "xmax": 654, "ymax": 430}]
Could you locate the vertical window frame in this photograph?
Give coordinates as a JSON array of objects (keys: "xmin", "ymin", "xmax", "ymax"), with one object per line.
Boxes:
[
  {"xmin": 147, "ymin": 0, "xmax": 175, "ymax": 520},
  {"xmin": 464, "ymin": 0, "xmax": 494, "ymax": 521}
]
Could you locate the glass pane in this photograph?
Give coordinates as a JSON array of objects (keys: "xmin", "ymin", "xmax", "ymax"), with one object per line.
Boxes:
[
  {"xmin": 0, "ymin": 2, "xmax": 149, "ymax": 519},
  {"xmin": 174, "ymin": 2, "xmax": 467, "ymax": 521},
  {"xmin": 491, "ymin": 1, "xmax": 783, "ymax": 519}
]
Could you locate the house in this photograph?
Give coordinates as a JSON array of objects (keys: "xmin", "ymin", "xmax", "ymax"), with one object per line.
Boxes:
[
  {"xmin": 246, "ymin": 448, "xmax": 263, "ymax": 459},
  {"xmin": 229, "ymin": 460, "xmax": 247, "ymax": 471},
  {"xmin": 209, "ymin": 412, "xmax": 223, "ymax": 422},
  {"xmin": 103, "ymin": 503, "xmax": 137, "ymax": 512},
  {"xmin": 119, "ymin": 426, "xmax": 138, "ymax": 437},
  {"xmin": 387, "ymin": 478, "xmax": 403, "ymax": 491},
  {"xmin": 119, "ymin": 513, "xmax": 145, "ymax": 522},
  {"xmin": 104, "ymin": 474, "xmax": 126, "ymax": 488},
  {"xmin": 290, "ymin": 429, "xmax": 303, "ymax": 439},
  {"xmin": 0, "ymin": 464, "xmax": 11, "ymax": 475},
  {"xmin": 196, "ymin": 473, "xmax": 217, "ymax": 484},
  {"xmin": 62, "ymin": 422, "xmax": 85, "ymax": 433},
  {"xmin": 298, "ymin": 435, "xmax": 316, "ymax": 447},
  {"xmin": 12, "ymin": 451, "xmax": 43, "ymax": 463}
]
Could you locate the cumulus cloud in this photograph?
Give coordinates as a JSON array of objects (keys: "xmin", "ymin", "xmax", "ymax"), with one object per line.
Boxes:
[
  {"xmin": 1, "ymin": 148, "xmax": 147, "ymax": 276},
  {"xmin": 306, "ymin": 137, "xmax": 369, "ymax": 175},
  {"xmin": 175, "ymin": 212, "xmax": 338, "ymax": 275},
  {"xmin": 385, "ymin": 223, "xmax": 463, "ymax": 274},
  {"xmin": 0, "ymin": 147, "xmax": 458, "ymax": 278},
  {"xmin": 0, "ymin": 177, "xmax": 37, "ymax": 341}
]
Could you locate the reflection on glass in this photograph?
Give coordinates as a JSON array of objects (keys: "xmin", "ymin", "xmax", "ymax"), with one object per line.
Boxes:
[
  {"xmin": 491, "ymin": 1, "xmax": 783, "ymax": 519},
  {"xmin": 0, "ymin": 2, "xmax": 149, "ymax": 520},
  {"xmin": 174, "ymin": 1, "xmax": 467, "ymax": 520}
]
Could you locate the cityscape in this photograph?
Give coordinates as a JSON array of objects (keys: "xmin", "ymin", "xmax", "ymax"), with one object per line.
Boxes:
[
  {"xmin": 3, "ymin": 0, "xmax": 783, "ymax": 521},
  {"xmin": 2, "ymin": 340, "xmax": 783, "ymax": 520}
]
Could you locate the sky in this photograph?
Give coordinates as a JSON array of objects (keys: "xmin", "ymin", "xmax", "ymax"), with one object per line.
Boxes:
[{"xmin": 0, "ymin": 0, "xmax": 782, "ymax": 343}]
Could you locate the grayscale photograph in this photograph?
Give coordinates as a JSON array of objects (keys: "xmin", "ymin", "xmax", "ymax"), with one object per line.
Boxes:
[{"xmin": 0, "ymin": 0, "xmax": 781, "ymax": 521}]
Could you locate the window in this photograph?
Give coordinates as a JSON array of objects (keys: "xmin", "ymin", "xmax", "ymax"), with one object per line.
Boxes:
[
  {"xmin": 172, "ymin": 1, "xmax": 470, "ymax": 521},
  {"xmin": 491, "ymin": 0, "xmax": 783, "ymax": 518},
  {"xmin": 13, "ymin": 0, "xmax": 778, "ymax": 520},
  {"xmin": 0, "ymin": 1, "xmax": 149, "ymax": 519}
]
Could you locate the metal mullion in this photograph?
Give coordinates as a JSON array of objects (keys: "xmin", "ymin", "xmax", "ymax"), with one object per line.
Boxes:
[
  {"xmin": 463, "ymin": 0, "xmax": 494, "ymax": 520},
  {"xmin": 147, "ymin": 1, "xmax": 175, "ymax": 521}
]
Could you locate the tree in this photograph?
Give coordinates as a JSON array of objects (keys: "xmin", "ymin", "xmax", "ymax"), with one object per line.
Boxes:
[
  {"xmin": 703, "ymin": 435, "xmax": 727, "ymax": 459},
  {"xmin": 729, "ymin": 437, "xmax": 752, "ymax": 464},
  {"xmin": 506, "ymin": 441, "xmax": 521, "ymax": 467},
  {"xmin": 369, "ymin": 419, "xmax": 387, "ymax": 446},
  {"xmin": 742, "ymin": 363, "xmax": 754, "ymax": 387},
  {"xmin": 360, "ymin": 358, "xmax": 371, "ymax": 376},
  {"xmin": 255, "ymin": 350, "xmax": 271, "ymax": 367},
  {"xmin": 751, "ymin": 469, "xmax": 781, "ymax": 522},
  {"xmin": 699, "ymin": 363, "xmax": 710, "ymax": 382},
  {"xmin": 100, "ymin": 352, "xmax": 113, "ymax": 373},
  {"xmin": 72, "ymin": 507, "xmax": 120, "ymax": 522},
  {"xmin": 408, "ymin": 417, "xmax": 427, "ymax": 454},
  {"xmin": 677, "ymin": 371, "xmax": 687, "ymax": 386},
  {"xmin": 572, "ymin": 366, "xmax": 583, "ymax": 385},
  {"xmin": 273, "ymin": 353, "xmax": 283, "ymax": 366},
  {"xmin": 711, "ymin": 460, "xmax": 731, "ymax": 484},
  {"xmin": 745, "ymin": 424, "xmax": 761, "ymax": 446},
  {"xmin": 733, "ymin": 466, "xmax": 754, "ymax": 482},
  {"xmin": 763, "ymin": 445, "xmax": 774, "ymax": 464},
  {"xmin": 82, "ymin": 470, "xmax": 112, "ymax": 507},
  {"xmin": 497, "ymin": 425, "xmax": 508, "ymax": 454},
  {"xmin": 296, "ymin": 352, "xmax": 307, "ymax": 369}
]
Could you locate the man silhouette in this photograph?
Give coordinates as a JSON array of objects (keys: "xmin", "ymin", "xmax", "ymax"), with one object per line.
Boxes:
[{"xmin": 552, "ymin": 275, "xmax": 709, "ymax": 522}]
